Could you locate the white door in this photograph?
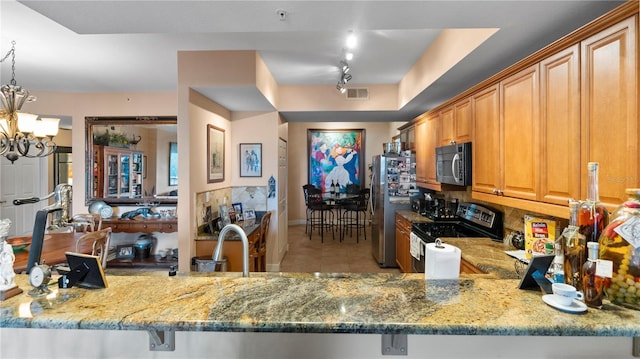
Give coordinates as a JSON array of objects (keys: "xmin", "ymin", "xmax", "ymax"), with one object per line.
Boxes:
[{"xmin": 0, "ymin": 156, "xmax": 48, "ymax": 237}]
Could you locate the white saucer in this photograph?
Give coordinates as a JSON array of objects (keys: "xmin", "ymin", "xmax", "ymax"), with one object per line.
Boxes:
[{"xmin": 542, "ymin": 294, "xmax": 588, "ymax": 313}]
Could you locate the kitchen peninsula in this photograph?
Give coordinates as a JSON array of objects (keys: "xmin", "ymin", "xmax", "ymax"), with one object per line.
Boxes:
[{"xmin": 2, "ymin": 238, "xmax": 639, "ymax": 359}]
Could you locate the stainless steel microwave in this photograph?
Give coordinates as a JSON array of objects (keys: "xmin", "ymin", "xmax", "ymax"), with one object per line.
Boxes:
[{"xmin": 435, "ymin": 142, "xmax": 472, "ymax": 186}]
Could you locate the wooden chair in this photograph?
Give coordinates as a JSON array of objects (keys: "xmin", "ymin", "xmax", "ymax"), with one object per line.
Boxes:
[
  {"xmin": 71, "ymin": 213, "xmax": 103, "ymax": 233},
  {"xmin": 75, "ymin": 227, "xmax": 112, "ymax": 268},
  {"xmin": 251, "ymin": 211, "xmax": 272, "ymax": 272}
]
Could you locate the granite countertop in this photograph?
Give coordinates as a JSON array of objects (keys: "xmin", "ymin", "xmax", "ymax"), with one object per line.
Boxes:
[
  {"xmin": 2, "ymin": 271, "xmax": 640, "ymax": 336},
  {"xmin": 2, "ymin": 212, "xmax": 639, "ymax": 337},
  {"xmin": 396, "ymin": 209, "xmax": 432, "ymax": 224}
]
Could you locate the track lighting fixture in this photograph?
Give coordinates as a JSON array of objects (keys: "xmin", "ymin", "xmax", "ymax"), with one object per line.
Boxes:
[
  {"xmin": 340, "ymin": 60, "xmax": 350, "ymax": 73},
  {"xmin": 336, "ymin": 60, "xmax": 352, "ymax": 93}
]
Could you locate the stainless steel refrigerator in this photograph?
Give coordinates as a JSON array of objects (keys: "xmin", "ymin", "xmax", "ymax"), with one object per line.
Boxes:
[{"xmin": 370, "ymin": 154, "xmax": 417, "ymax": 267}]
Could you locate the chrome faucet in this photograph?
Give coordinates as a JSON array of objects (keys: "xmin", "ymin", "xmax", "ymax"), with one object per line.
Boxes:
[{"xmin": 212, "ymin": 224, "xmax": 250, "ymax": 277}]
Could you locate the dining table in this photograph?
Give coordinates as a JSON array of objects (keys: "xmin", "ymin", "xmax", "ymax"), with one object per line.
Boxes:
[
  {"xmin": 319, "ymin": 193, "xmax": 359, "ymax": 241},
  {"xmin": 10, "ymin": 232, "xmax": 90, "ymax": 274}
]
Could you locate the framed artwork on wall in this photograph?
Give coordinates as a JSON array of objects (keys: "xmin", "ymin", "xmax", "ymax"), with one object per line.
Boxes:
[
  {"xmin": 207, "ymin": 124, "xmax": 225, "ymax": 183},
  {"xmin": 307, "ymin": 129, "xmax": 365, "ymax": 193},
  {"xmin": 239, "ymin": 143, "xmax": 262, "ymax": 177}
]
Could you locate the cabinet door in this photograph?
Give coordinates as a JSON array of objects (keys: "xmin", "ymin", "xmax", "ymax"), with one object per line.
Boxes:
[
  {"xmin": 500, "ymin": 64, "xmax": 540, "ymax": 201},
  {"xmin": 471, "ymin": 84, "xmax": 501, "ymax": 194},
  {"xmin": 415, "ymin": 120, "xmax": 428, "ymax": 185},
  {"xmin": 581, "ymin": 16, "xmax": 638, "ymax": 210},
  {"xmin": 540, "ymin": 44, "xmax": 581, "ymax": 205},
  {"xmin": 424, "ymin": 116, "xmax": 439, "ymax": 185},
  {"xmin": 395, "ymin": 215, "xmax": 406, "ymax": 272},
  {"xmin": 440, "ymin": 99, "xmax": 472, "ymax": 147},
  {"xmin": 395, "ymin": 223, "xmax": 404, "ymax": 272},
  {"xmin": 454, "ymin": 98, "xmax": 472, "ymax": 144},
  {"xmin": 439, "ymin": 106, "xmax": 455, "ymax": 146}
]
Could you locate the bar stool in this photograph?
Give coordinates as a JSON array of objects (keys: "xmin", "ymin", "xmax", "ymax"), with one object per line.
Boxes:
[
  {"xmin": 304, "ymin": 185, "xmax": 335, "ymax": 242},
  {"xmin": 340, "ymin": 188, "xmax": 369, "ymax": 243}
]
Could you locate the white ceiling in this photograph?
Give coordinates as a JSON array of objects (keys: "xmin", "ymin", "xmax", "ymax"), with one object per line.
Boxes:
[{"xmin": 0, "ymin": 0, "xmax": 625, "ymax": 124}]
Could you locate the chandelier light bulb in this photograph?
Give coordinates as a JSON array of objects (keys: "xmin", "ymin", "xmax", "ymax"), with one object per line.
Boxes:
[
  {"xmin": 17, "ymin": 112, "xmax": 38, "ymax": 133},
  {"xmin": 41, "ymin": 117, "xmax": 60, "ymax": 137}
]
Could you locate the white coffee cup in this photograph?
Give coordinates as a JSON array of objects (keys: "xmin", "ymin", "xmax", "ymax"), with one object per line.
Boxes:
[{"xmin": 552, "ymin": 283, "xmax": 584, "ymax": 306}]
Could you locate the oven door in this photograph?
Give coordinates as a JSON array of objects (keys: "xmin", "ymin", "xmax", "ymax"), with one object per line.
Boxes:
[{"xmin": 410, "ymin": 232, "xmax": 426, "ymax": 273}]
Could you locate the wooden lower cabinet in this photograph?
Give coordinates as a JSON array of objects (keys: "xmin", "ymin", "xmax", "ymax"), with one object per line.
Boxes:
[
  {"xmin": 102, "ymin": 218, "xmax": 177, "ymax": 233},
  {"xmin": 460, "ymin": 258, "xmax": 485, "ymax": 274},
  {"xmin": 195, "ymin": 228, "xmax": 264, "ymax": 272},
  {"xmin": 395, "ymin": 214, "xmax": 413, "ymax": 273}
]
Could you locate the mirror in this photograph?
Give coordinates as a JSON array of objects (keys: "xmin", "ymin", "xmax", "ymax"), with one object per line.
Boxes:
[{"xmin": 85, "ymin": 116, "xmax": 178, "ymax": 206}]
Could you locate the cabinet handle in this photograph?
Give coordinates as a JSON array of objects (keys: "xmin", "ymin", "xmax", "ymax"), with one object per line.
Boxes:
[{"xmin": 492, "ymin": 189, "xmax": 498, "ymax": 194}]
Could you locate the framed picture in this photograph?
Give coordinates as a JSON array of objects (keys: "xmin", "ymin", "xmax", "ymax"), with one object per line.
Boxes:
[
  {"xmin": 239, "ymin": 143, "xmax": 262, "ymax": 177},
  {"xmin": 308, "ymin": 129, "xmax": 365, "ymax": 193},
  {"xmin": 219, "ymin": 205, "xmax": 231, "ymax": 226},
  {"xmin": 232, "ymin": 202, "xmax": 243, "ymax": 221},
  {"xmin": 169, "ymin": 142, "xmax": 178, "ymax": 186},
  {"xmin": 243, "ymin": 208, "xmax": 256, "ymax": 226},
  {"xmin": 207, "ymin": 124, "xmax": 225, "ymax": 183},
  {"xmin": 115, "ymin": 244, "xmax": 135, "ymax": 259}
]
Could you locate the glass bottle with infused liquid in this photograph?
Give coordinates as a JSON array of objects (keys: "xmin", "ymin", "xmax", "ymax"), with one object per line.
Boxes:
[
  {"xmin": 599, "ymin": 188, "xmax": 640, "ymax": 310},
  {"xmin": 582, "ymin": 241, "xmax": 604, "ymax": 308},
  {"xmin": 578, "ymin": 162, "xmax": 609, "ymax": 243},
  {"xmin": 563, "ymin": 200, "xmax": 586, "ymax": 289}
]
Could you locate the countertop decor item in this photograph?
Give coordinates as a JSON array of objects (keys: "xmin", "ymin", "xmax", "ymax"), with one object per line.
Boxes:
[{"xmin": 0, "ymin": 218, "xmax": 23, "ymax": 300}]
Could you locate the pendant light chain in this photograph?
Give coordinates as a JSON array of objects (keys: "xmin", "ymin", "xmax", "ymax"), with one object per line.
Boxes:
[{"xmin": 0, "ymin": 41, "xmax": 18, "ymax": 86}]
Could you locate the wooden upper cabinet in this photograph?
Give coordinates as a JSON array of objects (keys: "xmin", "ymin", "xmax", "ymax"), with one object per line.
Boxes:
[
  {"xmin": 439, "ymin": 99, "xmax": 471, "ymax": 147},
  {"xmin": 439, "ymin": 106, "xmax": 455, "ymax": 146},
  {"xmin": 415, "ymin": 115, "xmax": 440, "ymax": 189},
  {"xmin": 500, "ymin": 64, "xmax": 540, "ymax": 201},
  {"xmin": 415, "ymin": 120, "xmax": 428, "ymax": 184},
  {"xmin": 581, "ymin": 15, "xmax": 638, "ymax": 211},
  {"xmin": 471, "ymin": 84, "xmax": 500, "ymax": 195},
  {"xmin": 540, "ymin": 44, "xmax": 581, "ymax": 206}
]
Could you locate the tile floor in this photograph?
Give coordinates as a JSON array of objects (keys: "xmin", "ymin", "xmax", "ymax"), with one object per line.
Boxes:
[{"xmin": 280, "ymin": 224, "xmax": 401, "ymax": 273}]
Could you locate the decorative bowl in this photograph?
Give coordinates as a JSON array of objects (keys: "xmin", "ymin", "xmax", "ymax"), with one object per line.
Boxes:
[{"xmin": 6, "ymin": 237, "xmax": 31, "ymax": 252}]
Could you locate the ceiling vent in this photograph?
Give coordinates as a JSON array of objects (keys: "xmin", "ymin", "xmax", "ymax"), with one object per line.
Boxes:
[{"xmin": 346, "ymin": 88, "xmax": 369, "ymax": 100}]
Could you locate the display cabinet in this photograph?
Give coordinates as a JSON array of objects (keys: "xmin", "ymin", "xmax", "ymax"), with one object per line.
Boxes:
[{"xmin": 94, "ymin": 146, "xmax": 143, "ymax": 199}]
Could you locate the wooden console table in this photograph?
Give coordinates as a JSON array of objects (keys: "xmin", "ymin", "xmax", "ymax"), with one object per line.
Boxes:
[{"xmin": 102, "ymin": 218, "xmax": 177, "ymax": 233}]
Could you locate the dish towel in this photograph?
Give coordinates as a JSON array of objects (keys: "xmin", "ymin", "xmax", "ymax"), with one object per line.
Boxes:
[{"xmin": 409, "ymin": 232, "xmax": 422, "ymax": 260}]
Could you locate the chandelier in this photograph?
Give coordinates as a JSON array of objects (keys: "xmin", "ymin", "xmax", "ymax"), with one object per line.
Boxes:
[{"xmin": 0, "ymin": 41, "xmax": 59, "ymax": 164}]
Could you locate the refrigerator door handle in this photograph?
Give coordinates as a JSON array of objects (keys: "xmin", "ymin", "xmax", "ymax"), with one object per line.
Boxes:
[{"xmin": 370, "ymin": 169, "xmax": 376, "ymax": 212}]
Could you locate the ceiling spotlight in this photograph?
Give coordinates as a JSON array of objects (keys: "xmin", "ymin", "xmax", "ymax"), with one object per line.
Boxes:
[
  {"xmin": 345, "ymin": 52, "xmax": 354, "ymax": 61},
  {"xmin": 346, "ymin": 32, "xmax": 357, "ymax": 49},
  {"xmin": 340, "ymin": 60, "xmax": 350, "ymax": 73},
  {"xmin": 336, "ymin": 83, "xmax": 346, "ymax": 93},
  {"xmin": 342, "ymin": 73, "xmax": 352, "ymax": 83}
]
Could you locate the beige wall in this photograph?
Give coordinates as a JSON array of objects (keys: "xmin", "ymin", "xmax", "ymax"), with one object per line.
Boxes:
[
  {"xmin": 287, "ymin": 121, "xmax": 399, "ymax": 224},
  {"xmin": 25, "ymin": 90, "xmax": 178, "ymax": 215}
]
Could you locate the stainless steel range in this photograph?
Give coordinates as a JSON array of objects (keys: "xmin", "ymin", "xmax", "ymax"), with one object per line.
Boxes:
[{"xmin": 411, "ymin": 202, "xmax": 503, "ymax": 273}]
